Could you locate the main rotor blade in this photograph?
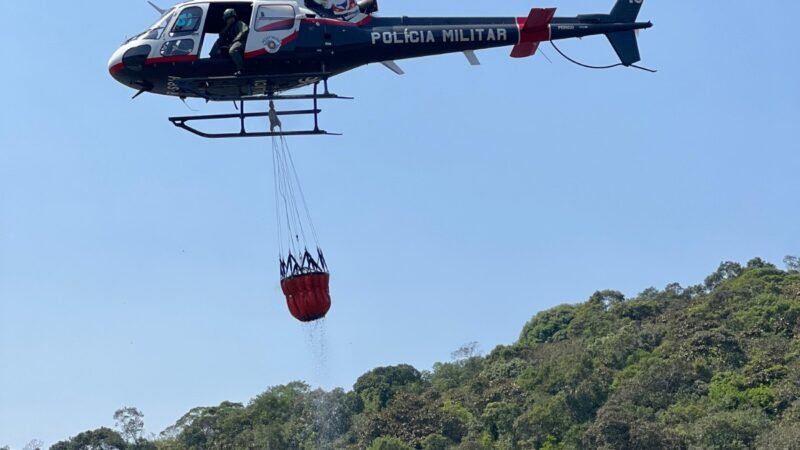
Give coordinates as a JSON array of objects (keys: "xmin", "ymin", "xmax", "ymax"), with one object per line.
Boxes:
[{"xmin": 147, "ymin": 1, "xmax": 166, "ymax": 15}]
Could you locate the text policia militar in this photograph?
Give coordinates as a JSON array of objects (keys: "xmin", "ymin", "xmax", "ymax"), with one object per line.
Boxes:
[{"xmin": 371, "ymin": 27, "xmax": 510, "ymax": 45}]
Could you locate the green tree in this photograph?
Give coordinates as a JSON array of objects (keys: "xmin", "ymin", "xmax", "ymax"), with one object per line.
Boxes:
[
  {"xmin": 451, "ymin": 342, "xmax": 482, "ymax": 361},
  {"xmin": 785, "ymin": 255, "xmax": 800, "ymax": 272},
  {"xmin": 158, "ymin": 406, "xmax": 209, "ymax": 440},
  {"xmin": 746, "ymin": 257, "xmax": 775, "ymax": 269},
  {"xmin": 687, "ymin": 409, "xmax": 769, "ymax": 449},
  {"xmin": 480, "ymin": 402, "xmax": 518, "ymax": 440},
  {"xmin": 114, "ymin": 407, "xmax": 145, "ymax": 443},
  {"xmin": 589, "ymin": 290, "xmax": 625, "ymax": 308},
  {"xmin": 421, "ymin": 434, "xmax": 454, "ymax": 450},
  {"xmin": 519, "ymin": 304, "xmax": 577, "ymax": 345},
  {"xmin": 353, "ymin": 392, "xmax": 454, "ymax": 448},
  {"xmin": 167, "ymin": 401, "xmax": 246, "ymax": 449},
  {"xmin": 50, "ymin": 428, "xmax": 127, "ymax": 450},
  {"xmin": 354, "ymin": 365, "xmax": 423, "ymax": 412},
  {"xmin": 664, "ymin": 282, "xmax": 684, "ymax": 296},
  {"xmin": 756, "ymin": 401, "xmax": 800, "ymax": 450},
  {"xmin": 23, "ymin": 440, "xmax": 44, "ymax": 450},
  {"xmin": 704, "ymin": 261, "xmax": 744, "ymax": 291},
  {"xmin": 367, "ymin": 437, "xmax": 414, "ymax": 450}
]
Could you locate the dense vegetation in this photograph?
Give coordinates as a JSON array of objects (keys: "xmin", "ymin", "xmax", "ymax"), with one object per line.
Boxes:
[{"xmin": 41, "ymin": 257, "xmax": 800, "ymax": 450}]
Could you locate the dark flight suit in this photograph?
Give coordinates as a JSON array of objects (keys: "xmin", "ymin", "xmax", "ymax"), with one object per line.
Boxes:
[{"xmin": 211, "ymin": 20, "xmax": 249, "ymax": 72}]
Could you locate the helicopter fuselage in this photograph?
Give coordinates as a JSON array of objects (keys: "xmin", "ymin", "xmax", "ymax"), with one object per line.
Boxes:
[{"xmin": 108, "ymin": 0, "xmax": 652, "ymax": 101}]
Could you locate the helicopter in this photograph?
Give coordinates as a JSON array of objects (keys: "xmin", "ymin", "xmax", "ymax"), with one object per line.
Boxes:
[{"xmin": 108, "ymin": 0, "xmax": 653, "ymax": 138}]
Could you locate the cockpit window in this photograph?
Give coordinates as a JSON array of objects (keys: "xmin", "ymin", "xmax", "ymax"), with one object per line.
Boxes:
[
  {"xmin": 172, "ymin": 7, "xmax": 204, "ymax": 35},
  {"xmin": 161, "ymin": 39, "xmax": 195, "ymax": 56},
  {"xmin": 142, "ymin": 8, "xmax": 176, "ymax": 40}
]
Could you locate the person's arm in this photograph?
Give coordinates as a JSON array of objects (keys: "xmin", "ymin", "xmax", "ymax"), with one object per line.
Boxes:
[
  {"xmin": 233, "ymin": 22, "xmax": 249, "ymax": 43},
  {"xmin": 217, "ymin": 22, "xmax": 232, "ymax": 43}
]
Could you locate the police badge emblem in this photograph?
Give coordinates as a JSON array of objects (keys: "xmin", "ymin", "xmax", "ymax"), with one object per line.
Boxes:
[{"xmin": 263, "ymin": 36, "xmax": 282, "ymax": 54}]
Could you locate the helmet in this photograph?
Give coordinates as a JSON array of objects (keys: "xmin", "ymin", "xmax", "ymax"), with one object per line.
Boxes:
[{"xmin": 223, "ymin": 8, "xmax": 237, "ymax": 20}]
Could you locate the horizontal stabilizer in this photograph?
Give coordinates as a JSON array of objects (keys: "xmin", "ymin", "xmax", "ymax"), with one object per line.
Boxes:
[
  {"xmin": 463, "ymin": 50, "xmax": 481, "ymax": 66},
  {"xmin": 511, "ymin": 8, "xmax": 557, "ymax": 58},
  {"xmin": 380, "ymin": 60, "xmax": 405, "ymax": 75}
]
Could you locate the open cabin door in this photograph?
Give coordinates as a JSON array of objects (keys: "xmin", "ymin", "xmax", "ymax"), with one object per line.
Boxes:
[
  {"xmin": 159, "ymin": 3, "xmax": 209, "ymax": 60},
  {"xmin": 246, "ymin": 1, "xmax": 301, "ymax": 58}
]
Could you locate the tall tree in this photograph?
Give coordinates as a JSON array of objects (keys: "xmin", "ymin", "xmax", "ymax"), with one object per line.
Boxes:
[
  {"xmin": 785, "ymin": 255, "xmax": 800, "ymax": 272},
  {"xmin": 704, "ymin": 261, "xmax": 744, "ymax": 290},
  {"xmin": 50, "ymin": 428, "xmax": 126, "ymax": 450},
  {"xmin": 113, "ymin": 408, "xmax": 144, "ymax": 443},
  {"xmin": 354, "ymin": 365, "xmax": 423, "ymax": 412},
  {"xmin": 23, "ymin": 440, "xmax": 43, "ymax": 450},
  {"xmin": 451, "ymin": 342, "xmax": 481, "ymax": 361}
]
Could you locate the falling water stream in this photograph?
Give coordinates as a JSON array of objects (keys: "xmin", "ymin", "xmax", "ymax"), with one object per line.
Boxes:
[{"xmin": 303, "ymin": 319, "xmax": 331, "ymax": 447}]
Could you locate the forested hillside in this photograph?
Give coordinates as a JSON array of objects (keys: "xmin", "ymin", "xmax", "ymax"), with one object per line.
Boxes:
[{"xmin": 46, "ymin": 257, "xmax": 800, "ymax": 450}]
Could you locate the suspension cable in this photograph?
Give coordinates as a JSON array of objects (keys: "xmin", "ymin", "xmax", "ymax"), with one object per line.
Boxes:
[
  {"xmin": 549, "ymin": 40, "xmax": 657, "ymax": 73},
  {"xmin": 272, "ymin": 138, "xmax": 284, "ymax": 259},
  {"xmin": 270, "ymin": 127, "xmax": 322, "ymax": 265},
  {"xmin": 282, "ymin": 135, "xmax": 321, "ymax": 246}
]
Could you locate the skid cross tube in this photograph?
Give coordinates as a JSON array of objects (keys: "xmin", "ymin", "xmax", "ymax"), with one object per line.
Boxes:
[{"xmin": 168, "ymin": 82, "xmax": 350, "ymax": 139}]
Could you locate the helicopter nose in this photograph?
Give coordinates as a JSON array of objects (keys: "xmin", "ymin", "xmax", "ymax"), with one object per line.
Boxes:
[
  {"xmin": 108, "ymin": 44, "xmax": 154, "ymax": 80},
  {"xmin": 108, "ymin": 46, "xmax": 126, "ymax": 78}
]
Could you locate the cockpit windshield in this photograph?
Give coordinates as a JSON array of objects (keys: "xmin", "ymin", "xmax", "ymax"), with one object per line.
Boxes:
[{"xmin": 140, "ymin": 7, "xmax": 177, "ymax": 40}]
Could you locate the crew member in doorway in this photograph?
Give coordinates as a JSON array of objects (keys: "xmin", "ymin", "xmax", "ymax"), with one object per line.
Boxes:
[{"xmin": 211, "ymin": 8, "xmax": 249, "ymax": 76}]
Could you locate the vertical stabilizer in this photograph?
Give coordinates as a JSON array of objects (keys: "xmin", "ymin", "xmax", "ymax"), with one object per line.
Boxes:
[
  {"xmin": 609, "ymin": 0, "xmax": 643, "ymax": 23},
  {"xmin": 606, "ymin": 31, "xmax": 641, "ymax": 66}
]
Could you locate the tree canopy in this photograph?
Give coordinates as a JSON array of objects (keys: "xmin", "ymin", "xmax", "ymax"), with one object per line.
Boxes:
[{"xmin": 47, "ymin": 258, "xmax": 800, "ymax": 450}]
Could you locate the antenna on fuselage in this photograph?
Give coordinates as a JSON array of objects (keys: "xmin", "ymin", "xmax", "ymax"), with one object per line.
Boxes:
[{"xmin": 147, "ymin": 1, "xmax": 167, "ymax": 15}]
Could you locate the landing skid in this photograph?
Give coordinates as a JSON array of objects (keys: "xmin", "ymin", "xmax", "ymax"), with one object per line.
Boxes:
[{"xmin": 168, "ymin": 81, "xmax": 352, "ymax": 139}]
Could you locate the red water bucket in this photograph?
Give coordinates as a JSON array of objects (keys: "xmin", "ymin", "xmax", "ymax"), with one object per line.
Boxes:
[{"xmin": 281, "ymin": 273, "xmax": 331, "ymax": 322}]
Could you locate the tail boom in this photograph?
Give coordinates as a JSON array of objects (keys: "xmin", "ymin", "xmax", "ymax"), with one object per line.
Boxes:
[{"xmin": 355, "ymin": 0, "xmax": 651, "ymax": 66}]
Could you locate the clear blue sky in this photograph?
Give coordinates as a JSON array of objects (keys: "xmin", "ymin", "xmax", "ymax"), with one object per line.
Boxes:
[{"xmin": 1, "ymin": 0, "xmax": 798, "ymax": 447}]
